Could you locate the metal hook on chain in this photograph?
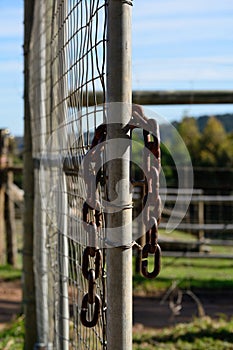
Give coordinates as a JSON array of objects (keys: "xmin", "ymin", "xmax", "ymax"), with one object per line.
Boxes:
[
  {"xmin": 130, "ymin": 107, "xmax": 162, "ymax": 280},
  {"xmin": 87, "ymin": 269, "xmax": 96, "ymax": 304},
  {"xmin": 82, "ymin": 247, "xmax": 102, "ymax": 280},
  {"xmin": 80, "ymin": 247, "xmax": 102, "ymax": 328},
  {"xmin": 141, "ymin": 243, "xmax": 161, "ymax": 279},
  {"xmin": 80, "ymin": 293, "xmax": 101, "ymax": 328},
  {"xmin": 80, "ymin": 124, "xmax": 107, "ymax": 328}
]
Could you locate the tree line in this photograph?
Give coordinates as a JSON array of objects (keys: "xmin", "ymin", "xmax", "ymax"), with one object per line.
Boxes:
[
  {"xmin": 177, "ymin": 116, "xmax": 233, "ymax": 167},
  {"xmin": 161, "ymin": 116, "xmax": 233, "ymax": 168}
]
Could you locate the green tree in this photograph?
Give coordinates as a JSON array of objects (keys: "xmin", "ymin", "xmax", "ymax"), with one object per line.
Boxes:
[
  {"xmin": 178, "ymin": 117, "xmax": 201, "ymax": 165},
  {"xmin": 200, "ymin": 116, "xmax": 227, "ymax": 166},
  {"xmin": 220, "ymin": 132, "xmax": 233, "ymax": 167}
]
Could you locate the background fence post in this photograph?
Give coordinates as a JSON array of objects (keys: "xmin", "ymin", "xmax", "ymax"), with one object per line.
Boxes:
[
  {"xmin": 23, "ymin": 0, "xmax": 37, "ymax": 348},
  {"xmin": 198, "ymin": 200, "xmax": 204, "ymax": 243},
  {"xmin": 56, "ymin": 2, "xmax": 69, "ymax": 347},
  {"xmin": 0, "ymin": 129, "xmax": 7, "ymax": 264},
  {"xmin": 5, "ymin": 160, "xmax": 17, "ymax": 267},
  {"xmin": 107, "ymin": 1, "xmax": 133, "ymax": 349},
  {"xmin": 32, "ymin": 1, "xmax": 50, "ymax": 348},
  {"xmin": 0, "ymin": 172, "xmax": 6, "ymax": 265},
  {"xmin": 57, "ymin": 174, "xmax": 69, "ymax": 350}
]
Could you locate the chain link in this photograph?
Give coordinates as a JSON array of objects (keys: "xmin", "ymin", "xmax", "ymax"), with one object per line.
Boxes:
[
  {"xmin": 80, "ymin": 105, "xmax": 162, "ymax": 328},
  {"xmin": 80, "ymin": 247, "xmax": 102, "ymax": 327},
  {"xmin": 131, "ymin": 106, "xmax": 162, "ymax": 279},
  {"xmin": 80, "ymin": 124, "xmax": 106, "ymax": 328},
  {"xmin": 80, "ymin": 293, "xmax": 101, "ymax": 328}
]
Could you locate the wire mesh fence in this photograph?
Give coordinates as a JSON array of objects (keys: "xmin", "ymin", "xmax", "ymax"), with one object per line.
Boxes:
[{"xmin": 29, "ymin": 0, "xmax": 108, "ymax": 348}]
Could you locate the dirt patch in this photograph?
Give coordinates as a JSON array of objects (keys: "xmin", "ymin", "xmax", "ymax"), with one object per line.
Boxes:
[
  {"xmin": 0, "ymin": 279, "xmax": 22, "ymax": 331},
  {"xmin": 0, "ymin": 279, "xmax": 232, "ymax": 332},
  {"xmin": 133, "ymin": 289, "xmax": 233, "ymax": 329}
]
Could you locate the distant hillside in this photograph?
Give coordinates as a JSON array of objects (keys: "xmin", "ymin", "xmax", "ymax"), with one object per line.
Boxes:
[
  {"xmin": 196, "ymin": 113, "xmax": 233, "ymax": 133},
  {"xmin": 13, "ymin": 113, "xmax": 233, "ymax": 156}
]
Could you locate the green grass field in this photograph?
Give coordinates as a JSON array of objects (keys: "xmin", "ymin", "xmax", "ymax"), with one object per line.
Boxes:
[
  {"xmin": 0, "ymin": 264, "xmax": 22, "ymax": 281},
  {"xmin": 134, "ymin": 256, "xmax": 233, "ymax": 294},
  {"xmin": 0, "ymin": 226, "xmax": 233, "ymax": 349},
  {"xmin": 133, "ymin": 316, "xmax": 233, "ymax": 350},
  {"xmin": 134, "ymin": 228, "xmax": 233, "ymax": 294},
  {"xmin": 1, "ymin": 315, "xmax": 232, "ymax": 350},
  {"xmin": 0, "ymin": 317, "xmax": 24, "ymax": 350}
]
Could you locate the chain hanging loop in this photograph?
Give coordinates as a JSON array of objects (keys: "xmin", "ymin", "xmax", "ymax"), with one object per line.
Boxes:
[
  {"xmin": 80, "ymin": 293, "xmax": 101, "ymax": 328},
  {"xmin": 87, "ymin": 269, "xmax": 96, "ymax": 304},
  {"xmin": 80, "ymin": 124, "xmax": 106, "ymax": 328},
  {"xmin": 80, "ymin": 247, "xmax": 102, "ymax": 328},
  {"xmin": 141, "ymin": 244, "xmax": 161, "ymax": 279},
  {"xmin": 82, "ymin": 247, "xmax": 102, "ymax": 280},
  {"xmin": 130, "ymin": 106, "xmax": 162, "ymax": 279}
]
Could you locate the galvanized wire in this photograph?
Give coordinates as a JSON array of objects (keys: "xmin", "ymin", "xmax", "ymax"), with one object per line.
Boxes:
[{"xmin": 29, "ymin": 0, "xmax": 107, "ymax": 348}]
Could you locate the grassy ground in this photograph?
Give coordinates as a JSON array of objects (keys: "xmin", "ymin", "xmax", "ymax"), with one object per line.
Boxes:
[
  {"xmin": 0, "ymin": 317, "xmax": 24, "ymax": 350},
  {"xmin": 0, "ymin": 219, "xmax": 23, "ymax": 281},
  {"xmin": 133, "ymin": 316, "xmax": 233, "ymax": 350},
  {"xmin": 133, "ymin": 256, "xmax": 233, "ymax": 294},
  {"xmin": 0, "ymin": 265, "xmax": 22, "ymax": 281},
  {"xmin": 1, "ymin": 224, "xmax": 233, "ymax": 348},
  {"xmin": 160, "ymin": 229, "xmax": 233, "ymax": 254},
  {"xmin": 1, "ymin": 315, "xmax": 232, "ymax": 350},
  {"xmin": 134, "ymin": 228, "xmax": 233, "ymax": 294}
]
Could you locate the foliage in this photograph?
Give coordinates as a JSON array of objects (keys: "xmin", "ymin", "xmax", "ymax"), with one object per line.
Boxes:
[
  {"xmin": 2, "ymin": 315, "xmax": 233, "ymax": 350},
  {"xmin": 0, "ymin": 265, "xmax": 22, "ymax": 281},
  {"xmin": 133, "ymin": 256, "xmax": 233, "ymax": 294},
  {"xmin": 0, "ymin": 316, "xmax": 24, "ymax": 350},
  {"xmin": 133, "ymin": 229, "xmax": 233, "ymax": 295},
  {"xmin": 133, "ymin": 316, "xmax": 233, "ymax": 350},
  {"xmin": 177, "ymin": 116, "xmax": 233, "ymax": 168},
  {"xmin": 129, "ymin": 115, "xmax": 233, "ymax": 183},
  {"xmin": 200, "ymin": 117, "xmax": 227, "ymax": 166},
  {"xmin": 177, "ymin": 117, "xmax": 201, "ymax": 165}
]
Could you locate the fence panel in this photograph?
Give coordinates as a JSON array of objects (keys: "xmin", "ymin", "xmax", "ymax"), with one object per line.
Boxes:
[{"xmin": 29, "ymin": 0, "xmax": 108, "ymax": 348}]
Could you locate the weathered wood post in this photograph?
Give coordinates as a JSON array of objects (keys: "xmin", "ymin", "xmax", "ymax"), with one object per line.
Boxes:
[
  {"xmin": 0, "ymin": 128, "xmax": 9, "ymax": 265},
  {"xmin": 0, "ymin": 169, "xmax": 6, "ymax": 265},
  {"xmin": 23, "ymin": 0, "xmax": 37, "ymax": 348},
  {"xmin": 198, "ymin": 199, "xmax": 204, "ymax": 250},
  {"xmin": 4, "ymin": 148, "xmax": 17, "ymax": 266}
]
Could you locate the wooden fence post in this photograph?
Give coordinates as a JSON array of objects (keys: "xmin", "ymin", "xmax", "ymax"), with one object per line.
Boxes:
[
  {"xmin": 0, "ymin": 170, "xmax": 6, "ymax": 265},
  {"xmin": 198, "ymin": 200, "xmax": 204, "ymax": 239},
  {"xmin": 4, "ymin": 163, "xmax": 17, "ymax": 266},
  {"xmin": 23, "ymin": 0, "xmax": 37, "ymax": 348}
]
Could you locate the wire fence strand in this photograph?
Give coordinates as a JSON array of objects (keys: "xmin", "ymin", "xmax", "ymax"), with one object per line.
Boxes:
[{"xmin": 29, "ymin": 1, "xmax": 107, "ymax": 348}]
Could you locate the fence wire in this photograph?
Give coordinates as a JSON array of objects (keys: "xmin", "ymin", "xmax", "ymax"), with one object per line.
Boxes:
[{"xmin": 29, "ymin": 0, "xmax": 107, "ymax": 348}]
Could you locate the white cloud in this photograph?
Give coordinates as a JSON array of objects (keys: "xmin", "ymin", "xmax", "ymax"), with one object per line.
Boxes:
[
  {"xmin": 133, "ymin": 16, "xmax": 233, "ymax": 47},
  {"xmin": 0, "ymin": 60, "xmax": 22, "ymax": 73},
  {"xmin": 0, "ymin": 5, "xmax": 23, "ymax": 38},
  {"xmin": 0, "ymin": 23, "xmax": 23, "ymax": 38},
  {"xmin": 132, "ymin": 54, "xmax": 233, "ymax": 89},
  {"xmin": 135, "ymin": 68, "xmax": 233, "ymax": 83},
  {"xmin": 0, "ymin": 27, "xmax": 23, "ymax": 39},
  {"xmin": 132, "ymin": 0, "xmax": 233, "ymax": 53},
  {"xmin": 133, "ymin": 0, "xmax": 233, "ymax": 19},
  {"xmin": 134, "ymin": 55, "xmax": 233, "ymax": 67},
  {"xmin": 132, "ymin": 1, "xmax": 233, "ymax": 90},
  {"xmin": 0, "ymin": 41, "xmax": 22, "ymax": 58}
]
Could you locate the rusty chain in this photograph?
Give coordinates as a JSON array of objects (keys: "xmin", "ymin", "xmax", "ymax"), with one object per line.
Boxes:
[
  {"xmin": 80, "ymin": 246, "xmax": 102, "ymax": 327},
  {"xmin": 131, "ymin": 106, "xmax": 162, "ymax": 279},
  {"xmin": 80, "ymin": 125, "xmax": 106, "ymax": 328},
  {"xmin": 80, "ymin": 105, "xmax": 161, "ymax": 328}
]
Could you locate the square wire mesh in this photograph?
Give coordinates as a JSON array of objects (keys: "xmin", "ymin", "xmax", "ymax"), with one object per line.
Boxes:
[{"xmin": 29, "ymin": 1, "xmax": 108, "ymax": 348}]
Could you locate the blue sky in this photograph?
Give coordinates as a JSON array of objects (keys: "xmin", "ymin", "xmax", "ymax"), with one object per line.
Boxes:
[
  {"xmin": 0, "ymin": 0, "xmax": 233, "ymax": 136},
  {"xmin": 0, "ymin": 1, "xmax": 23, "ymax": 136}
]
